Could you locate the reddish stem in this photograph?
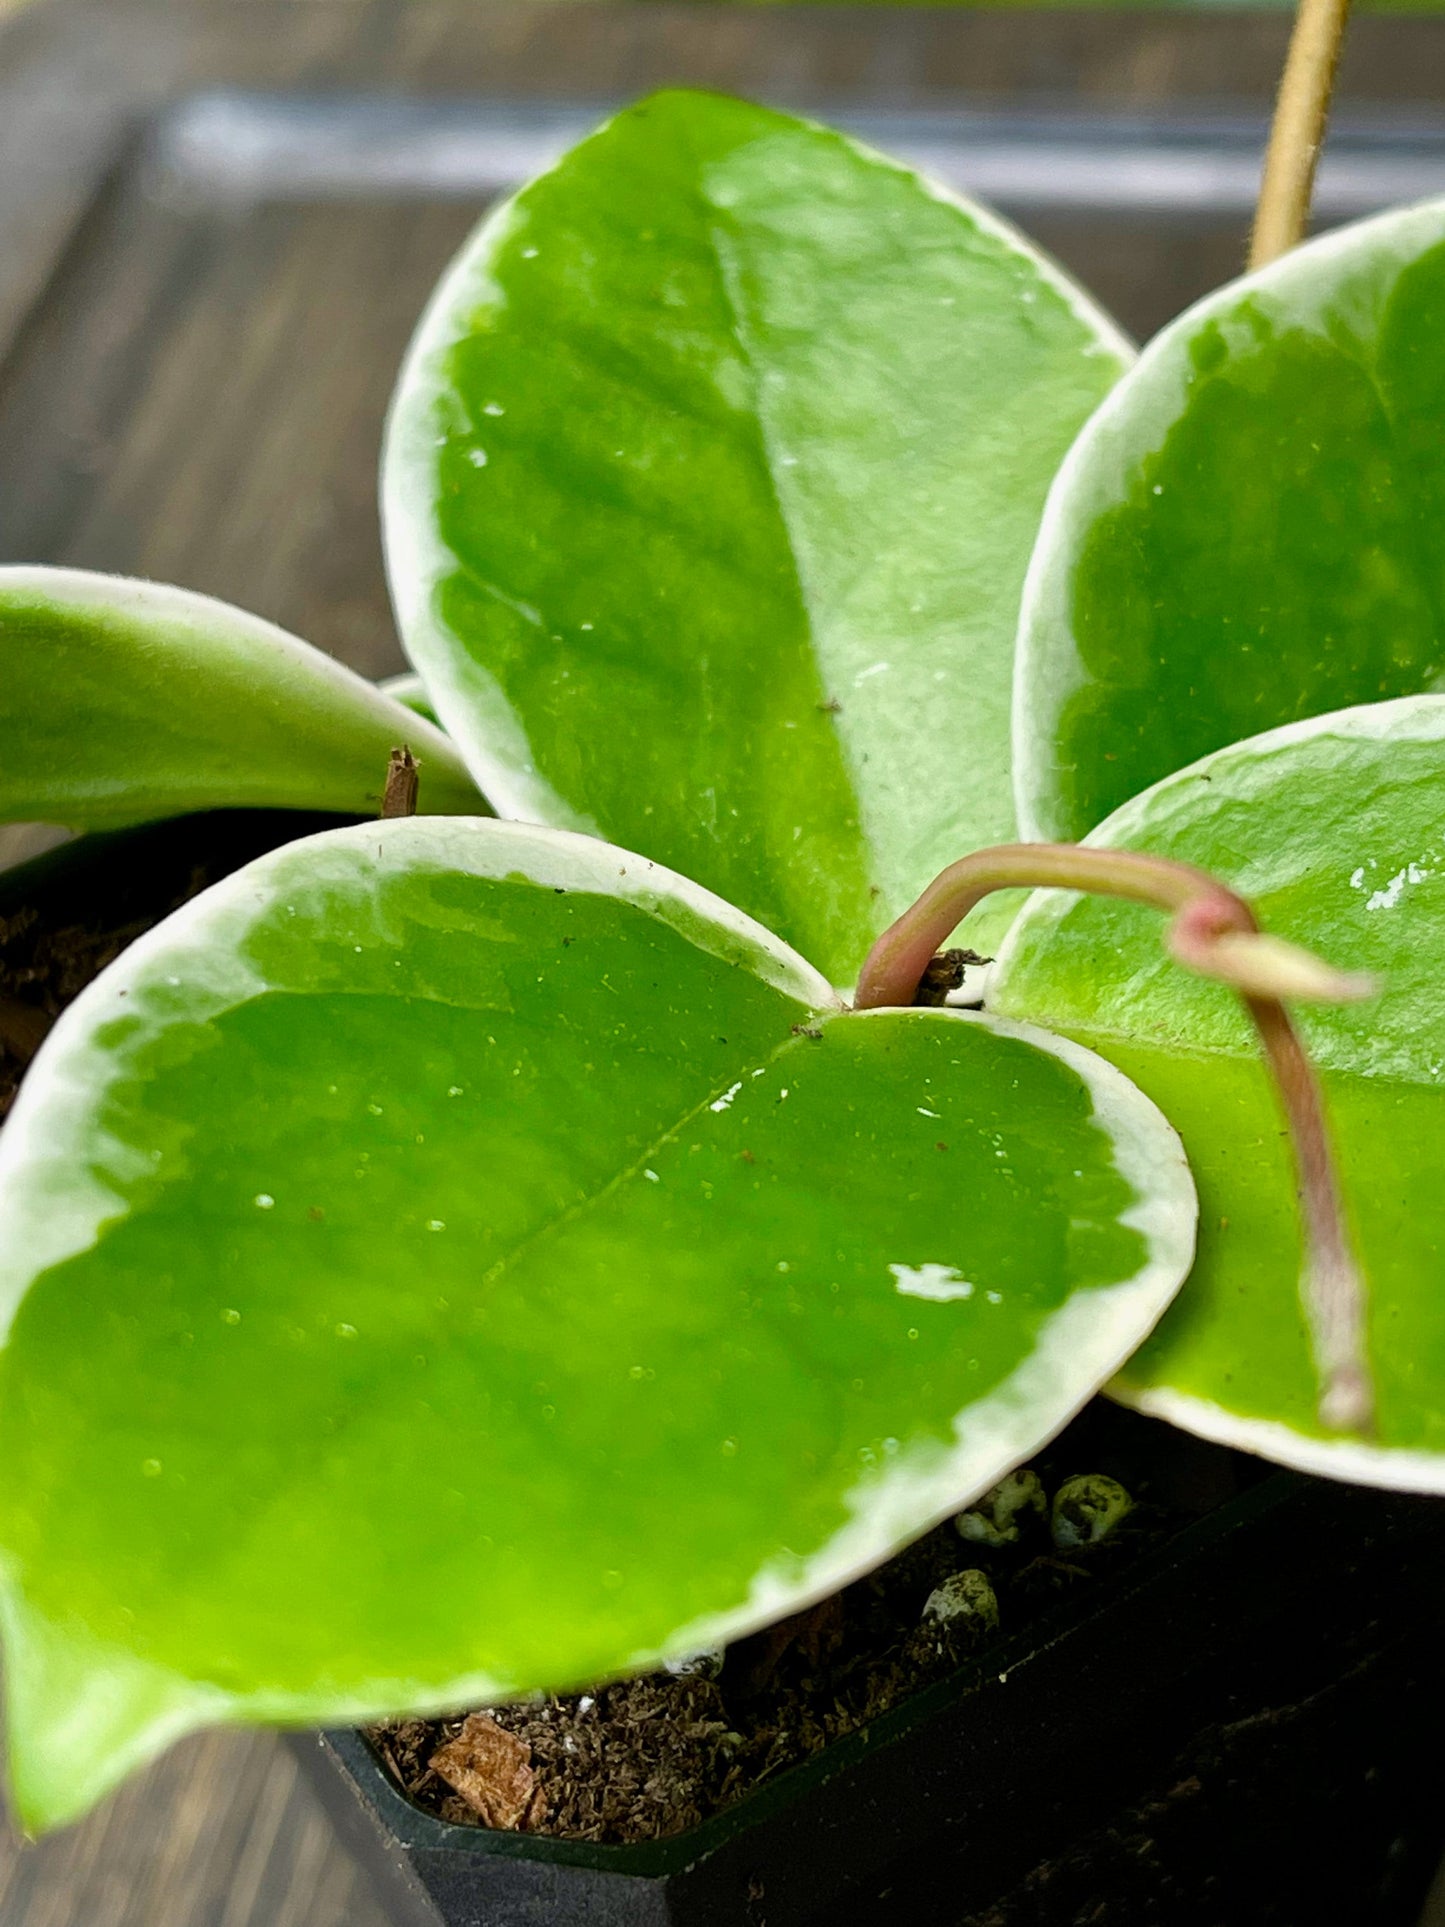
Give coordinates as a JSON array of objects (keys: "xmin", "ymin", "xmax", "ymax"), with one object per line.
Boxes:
[{"xmin": 854, "ymin": 844, "xmax": 1375, "ymax": 1437}]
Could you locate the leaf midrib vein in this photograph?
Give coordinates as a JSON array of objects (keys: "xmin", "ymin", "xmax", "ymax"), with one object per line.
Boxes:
[{"xmin": 474, "ymin": 1020, "xmax": 824, "ymax": 1294}]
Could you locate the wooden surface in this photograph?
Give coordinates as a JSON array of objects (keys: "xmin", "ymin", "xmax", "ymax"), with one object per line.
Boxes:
[
  {"xmin": 1, "ymin": 1, "xmax": 1445, "ymax": 1921},
  {"xmin": 0, "ymin": 1732, "xmax": 392, "ymax": 1927},
  {"xmin": 4, "ymin": 0, "xmax": 1445, "ymax": 672}
]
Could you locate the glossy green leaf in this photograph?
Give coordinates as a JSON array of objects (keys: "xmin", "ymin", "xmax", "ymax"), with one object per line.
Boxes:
[
  {"xmin": 0, "ymin": 567, "xmax": 484, "ymax": 829},
  {"xmin": 0, "ymin": 817, "xmax": 1192, "ymax": 1830},
  {"xmin": 993, "ymin": 696, "xmax": 1445, "ymax": 1488},
  {"xmin": 1014, "ymin": 199, "xmax": 1445, "ymax": 845},
  {"xmin": 383, "ymin": 90, "xmax": 1131, "ymax": 983}
]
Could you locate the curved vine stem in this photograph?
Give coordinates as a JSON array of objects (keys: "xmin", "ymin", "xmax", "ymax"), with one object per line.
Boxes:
[
  {"xmin": 853, "ymin": 844, "xmax": 1377, "ymax": 1436},
  {"xmin": 1249, "ymin": 0, "xmax": 1355, "ymax": 270}
]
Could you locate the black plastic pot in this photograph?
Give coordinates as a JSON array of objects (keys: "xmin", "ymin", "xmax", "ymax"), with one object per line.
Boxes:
[
  {"xmin": 4, "ymin": 814, "xmax": 1445, "ymax": 1927},
  {"xmin": 291, "ymin": 1471, "xmax": 1445, "ymax": 1927}
]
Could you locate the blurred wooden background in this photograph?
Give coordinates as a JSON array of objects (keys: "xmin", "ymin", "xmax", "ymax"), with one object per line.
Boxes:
[
  {"xmin": 2, "ymin": 0, "xmax": 1444, "ymax": 1919},
  {"xmin": 0, "ymin": 1732, "xmax": 391, "ymax": 1926}
]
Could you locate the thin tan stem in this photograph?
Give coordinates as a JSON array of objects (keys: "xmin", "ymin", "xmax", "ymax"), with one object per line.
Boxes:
[
  {"xmin": 1249, "ymin": 0, "xmax": 1354, "ymax": 269},
  {"xmin": 853, "ymin": 844, "xmax": 1376, "ymax": 1436}
]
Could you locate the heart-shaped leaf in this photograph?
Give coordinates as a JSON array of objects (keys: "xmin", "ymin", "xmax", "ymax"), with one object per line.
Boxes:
[
  {"xmin": 0, "ymin": 817, "xmax": 1191, "ymax": 1830},
  {"xmin": 1014, "ymin": 200, "xmax": 1445, "ymax": 845},
  {"xmin": 383, "ymin": 90, "xmax": 1131, "ymax": 984},
  {"xmin": 993, "ymin": 696, "xmax": 1445, "ymax": 1487},
  {"xmin": 0, "ymin": 567, "xmax": 484, "ymax": 829}
]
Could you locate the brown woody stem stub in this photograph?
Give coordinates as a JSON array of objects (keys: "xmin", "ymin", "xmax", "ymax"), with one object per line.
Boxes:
[
  {"xmin": 853, "ymin": 843, "xmax": 1376, "ymax": 1437},
  {"xmin": 382, "ymin": 745, "xmax": 420, "ymax": 819}
]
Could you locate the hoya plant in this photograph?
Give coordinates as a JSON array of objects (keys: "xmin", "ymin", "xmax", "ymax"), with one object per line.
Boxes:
[{"xmin": 0, "ymin": 0, "xmax": 1441, "ymax": 1837}]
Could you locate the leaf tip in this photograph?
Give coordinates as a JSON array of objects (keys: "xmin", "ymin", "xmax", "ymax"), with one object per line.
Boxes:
[{"xmin": 1187, "ymin": 930, "xmax": 1376, "ymax": 1005}]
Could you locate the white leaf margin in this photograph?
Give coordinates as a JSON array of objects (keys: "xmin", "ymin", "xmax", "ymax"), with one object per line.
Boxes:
[
  {"xmin": 997, "ymin": 694, "xmax": 1445, "ymax": 1492},
  {"xmin": 0, "ymin": 566, "xmax": 476, "ymax": 818},
  {"xmin": 381, "ymin": 96, "xmax": 1135, "ymax": 843},
  {"xmin": 0, "ymin": 816, "xmax": 842, "ymax": 1337},
  {"xmin": 0, "ymin": 816, "xmax": 1198, "ymax": 1822},
  {"xmin": 1011, "ymin": 194, "xmax": 1445, "ymax": 845}
]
